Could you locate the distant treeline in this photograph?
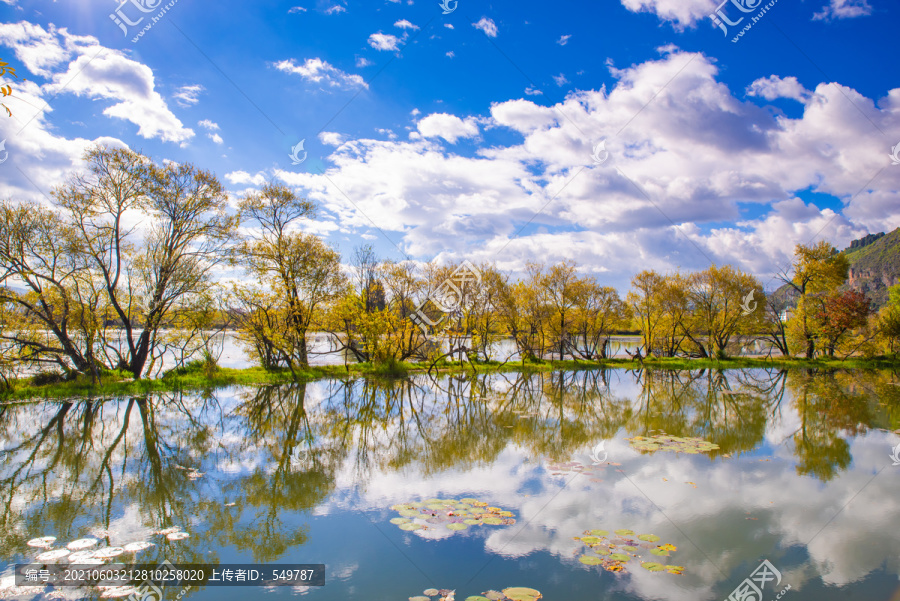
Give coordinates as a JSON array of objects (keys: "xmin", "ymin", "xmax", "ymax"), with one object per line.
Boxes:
[{"xmin": 1, "ymin": 146, "xmax": 898, "ymax": 384}]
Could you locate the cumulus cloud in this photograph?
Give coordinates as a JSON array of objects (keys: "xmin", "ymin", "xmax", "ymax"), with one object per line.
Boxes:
[
  {"xmin": 288, "ymin": 6, "xmax": 307, "ymax": 13},
  {"xmin": 368, "ymin": 32, "xmax": 401, "ymax": 51},
  {"xmin": 197, "ymin": 119, "xmax": 219, "ymax": 130},
  {"xmin": 0, "ymin": 22, "xmax": 192, "ymax": 144},
  {"xmin": 813, "ymin": 0, "xmax": 872, "ymax": 20},
  {"xmin": 416, "ymin": 113, "xmax": 480, "ymax": 143},
  {"xmin": 324, "ymin": 4, "xmax": 346, "ymax": 14},
  {"xmin": 394, "ymin": 19, "xmax": 419, "ymax": 30},
  {"xmin": 619, "ymin": 0, "xmax": 717, "ymax": 29},
  {"xmin": 473, "ymin": 17, "xmax": 498, "ymax": 37},
  {"xmin": 273, "ymin": 57, "xmax": 367, "ymax": 89},
  {"xmin": 747, "ymin": 75, "xmax": 812, "ymax": 102},
  {"xmin": 556, "ymin": 34, "xmax": 571, "ymax": 45}
]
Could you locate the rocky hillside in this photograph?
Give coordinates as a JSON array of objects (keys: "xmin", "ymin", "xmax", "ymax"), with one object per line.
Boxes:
[
  {"xmin": 842, "ymin": 228, "xmax": 900, "ymax": 308},
  {"xmin": 769, "ymin": 228, "xmax": 899, "ymax": 310}
]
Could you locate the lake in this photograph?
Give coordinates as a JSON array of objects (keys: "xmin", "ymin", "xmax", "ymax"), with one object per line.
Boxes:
[{"xmin": 2, "ymin": 367, "xmax": 899, "ymax": 600}]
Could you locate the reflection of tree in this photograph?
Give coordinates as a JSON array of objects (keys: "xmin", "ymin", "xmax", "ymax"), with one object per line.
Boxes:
[{"xmin": 0, "ymin": 366, "xmax": 896, "ymax": 570}]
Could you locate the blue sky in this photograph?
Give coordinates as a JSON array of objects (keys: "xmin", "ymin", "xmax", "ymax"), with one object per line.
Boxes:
[{"xmin": 0, "ymin": 0, "xmax": 897, "ymax": 292}]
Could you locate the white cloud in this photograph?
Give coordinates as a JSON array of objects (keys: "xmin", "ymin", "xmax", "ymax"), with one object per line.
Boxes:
[
  {"xmin": 173, "ymin": 84, "xmax": 204, "ymax": 107},
  {"xmin": 747, "ymin": 75, "xmax": 812, "ymax": 102},
  {"xmin": 556, "ymin": 34, "xmax": 571, "ymax": 45},
  {"xmin": 288, "ymin": 6, "xmax": 307, "ymax": 13},
  {"xmin": 319, "ymin": 132, "xmax": 345, "ymax": 146},
  {"xmin": 208, "ymin": 133, "xmax": 223, "ymax": 144},
  {"xmin": 368, "ymin": 32, "xmax": 401, "ymax": 51},
  {"xmin": 356, "ymin": 56, "xmax": 373, "ymax": 68},
  {"xmin": 525, "ymin": 86, "xmax": 543, "ymax": 96},
  {"xmin": 813, "ymin": 0, "xmax": 872, "ymax": 20},
  {"xmin": 473, "ymin": 17, "xmax": 498, "ymax": 37},
  {"xmin": 446, "ymin": 51, "xmax": 455, "ymax": 58},
  {"xmin": 225, "ymin": 170, "xmax": 267, "ymax": 186},
  {"xmin": 416, "ymin": 113, "xmax": 480, "ymax": 143},
  {"xmin": 394, "ymin": 19, "xmax": 419, "ymax": 30},
  {"xmin": 324, "ymin": 4, "xmax": 346, "ymax": 14},
  {"xmin": 444, "ymin": 23, "xmax": 454, "ymax": 29},
  {"xmin": 273, "ymin": 57, "xmax": 367, "ymax": 89},
  {"xmin": 553, "ymin": 73, "xmax": 568, "ymax": 87},
  {"xmin": 197, "ymin": 119, "xmax": 220, "ymax": 131},
  {"xmin": 619, "ymin": 0, "xmax": 717, "ymax": 29}
]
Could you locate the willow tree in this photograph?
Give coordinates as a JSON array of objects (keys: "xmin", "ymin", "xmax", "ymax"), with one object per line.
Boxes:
[
  {"xmin": 235, "ymin": 184, "xmax": 344, "ymax": 372},
  {"xmin": 0, "ymin": 145, "xmax": 237, "ymax": 379}
]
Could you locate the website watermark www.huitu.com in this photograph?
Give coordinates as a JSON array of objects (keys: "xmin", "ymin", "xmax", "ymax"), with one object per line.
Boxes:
[
  {"xmin": 110, "ymin": 0, "xmax": 183, "ymax": 44},
  {"xmin": 709, "ymin": 0, "xmax": 781, "ymax": 43}
]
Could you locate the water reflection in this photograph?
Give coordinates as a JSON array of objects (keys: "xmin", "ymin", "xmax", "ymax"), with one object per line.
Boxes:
[{"xmin": 1, "ymin": 367, "xmax": 899, "ymax": 599}]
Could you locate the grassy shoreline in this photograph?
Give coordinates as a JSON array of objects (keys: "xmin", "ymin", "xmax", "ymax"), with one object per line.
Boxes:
[{"xmin": 2, "ymin": 355, "xmax": 898, "ymax": 402}]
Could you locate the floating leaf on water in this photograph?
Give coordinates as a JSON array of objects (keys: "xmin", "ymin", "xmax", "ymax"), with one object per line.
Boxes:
[
  {"xmin": 166, "ymin": 532, "xmax": 189, "ymax": 541},
  {"xmin": 604, "ymin": 563, "xmax": 625, "ymax": 572},
  {"xmin": 579, "ymin": 555, "xmax": 604, "ymax": 565},
  {"xmin": 399, "ymin": 509, "xmax": 421, "ymax": 518},
  {"xmin": 482, "ymin": 592, "xmax": 504, "ymax": 601},
  {"xmin": 93, "ymin": 547, "xmax": 125, "ymax": 559},
  {"xmin": 501, "ymin": 587, "xmax": 542, "ymax": 601},
  {"xmin": 649, "ymin": 548, "xmax": 670, "ymax": 557},
  {"xmin": 622, "ymin": 545, "xmax": 638, "ymax": 553},
  {"xmin": 447, "ymin": 523, "xmax": 467, "ymax": 531},
  {"xmin": 498, "ymin": 511, "xmax": 514, "ymax": 518},
  {"xmin": 642, "ymin": 562, "xmax": 665, "ymax": 572},
  {"xmin": 614, "ymin": 529, "xmax": 634, "ymax": 537},
  {"xmin": 67, "ymin": 550, "xmax": 100, "ymax": 563},
  {"xmin": 609, "ymin": 553, "xmax": 631, "ymax": 562},
  {"xmin": 410, "ymin": 597, "xmax": 431, "ymax": 601},
  {"xmin": 27, "ymin": 536, "xmax": 56, "ymax": 548},
  {"xmin": 464, "ymin": 597, "xmax": 490, "ymax": 601},
  {"xmin": 471, "ymin": 501, "xmax": 488, "ymax": 507},
  {"xmin": 122, "ymin": 542, "xmax": 154, "ymax": 553},
  {"xmin": 482, "ymin": 517, "xmax": 503, "ymax": 525},
  {"xmin": 427, "ymin": 504, "xmax": 447, "ymax": 511},
  {"xmin": 391, "ymin": 504, "xmax": 413, "ymax": 511},
  {"xmin": 36, "ymin": 549, "xmax": 70, "ymax": 562},
  {"xmin": 666, "ymin": 565, "xmax": 685, "ymax": 575},
  {"xmin": 424, "ymin": 589, "xmax": 439, "ymax": 596},
  {"xmin": 390, "ymin": 518, "xmax": 410, "ymax": 525},
  {"xmin": 592, "ymin": 546, "xmax": 610, "ymax": 555},
  {"xmin": 100, "ymin": 586, "xmax": 139, "ymax": 598},
  {"xmin": 587, "ymin": 529, "xmax": 609, "ymax": 537},
  {"xmin": 659, "ymin": 543, "xmax": 677, "ymax": 551},
  {"xmin": 399, "ymin": 523, "xmax": 425, "ymax": 531},
  {"xmin": 463, "ymin": 519, "xmax": 482, "ymax": 526},
  {"xmin": 154, "ymin": 527, "xmax": 182, "ymax": 536},
  {"xmin": 580, "ymin": 536, "xmax": 602, "ymax": 545},
  {"xmin": 638, "ymin": 534, "xmax": 660, "ymax": 542},
  {"xmin": 67, "ymin": 538, "xmax": 99, "ymax": 551},
  {"xmin": 459, "ymin": 498, "xmax": 479, "ymax": 505}
]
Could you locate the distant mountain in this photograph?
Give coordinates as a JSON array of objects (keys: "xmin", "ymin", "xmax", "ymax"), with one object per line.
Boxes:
[
  {"xmin": 842, "ymin": 228, "xmax": 900, "ymax": 309},
  {"xmin": 769, "ymin": 228, "xmax": 900, "ymax": 311}
]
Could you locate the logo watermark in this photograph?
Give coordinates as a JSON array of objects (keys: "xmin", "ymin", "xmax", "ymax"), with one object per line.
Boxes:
[
  {"xmin": 410, "ymin": 260, "xmax": 482, "ymax": 339},
  {"xmin": 724, "ymin": 559, "xmax": 791, "ymax": 601},
  {"xmin": 890, "ymin": 144, "xmax": 900, "ymax": 166},
  {"xmin": 589, "ymin": 441, "xmax": 608, "ymax": 464},
  {"xmin": 110, "ymin": 0, "xmax": 182, "ymax": 43},
  {"xmin": 709, "ymin": 0, "xmax": 780, "ymax": 43},
  {"xmin": 289, "ymin": 139, "xmax": 307, "ymax": 165},
  {"xmin": 0, "ymin": 139, "xmax": 7, "ymax": 165},
  {"xmin": 591, "ymin": 140, "xmax": 609, "ymax": 165},
  {"xmin": 890, "ymin": 442, "xmax": 900, "ymax": 466},
  {"xmin": 740, "ymin": 290, "xmax": 757, "ymax": 316},
  {"xmin": 439, "ymin": 0, "xmax": 458, "ymax": 14},
  {"xmin": 128, "ymin": 560, "xmax": 192, "ymax": 601}
]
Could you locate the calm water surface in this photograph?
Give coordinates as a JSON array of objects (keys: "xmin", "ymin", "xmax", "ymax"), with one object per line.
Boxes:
[{"xmin": 2, "ymin": 368, "xmax": 900, "ymax": 600}]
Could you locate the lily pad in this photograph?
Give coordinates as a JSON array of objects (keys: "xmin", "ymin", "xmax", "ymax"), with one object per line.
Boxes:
[
  {"xmin": 424, "ymin": 589, "xmax": 439, "ymax": 596},
  {"xmin": 27, "ymin": 536, "xmax": 57, "ymax": 548},
  {"xmin": 614, "ymin": 529, "xmax": 634, "ymax": 537},
  {"xmin": 482, "ymin": 517, "xmax": 503, "ymax": 525},
  {"xmin": 166, "ymin": 532, "xmax": 189, "ymax": 541},
  {"xmin": 36, "ymin": 549, "xmax": 70, "ymax": 562},
  {"xmin": 399, "ymin": 523, "xmax": 425, "ymax": 531},
  {"xmin": 390, "ymin": 518, "xmax": 410, "ymax": 525},
  {"xmin": 580, "ymin": 536, "xmax": 602, "ymax": 545},
  {"xmin": 622, "ymin": 545, "xmax": 638, "ymax": 553},
  {"xmin": 579, "ymin": 555, "xmax": 604, "ymax": 565},
  {"xmin": 447, "ymin": 523, "xmax": 467, "ymax": 531},
  {"xmin": 587, "ymin": 529, "xmax": 609, "ymax": 537},
  {"xmin": 464, "ymin": 519, "xmax": 482, "ymax": 525},
  {"xmin": 502, "ymin": 587, "xmax": 542, "ymax": 601},
  {"xmin": 642, "ymin": 562, "xmax": 665, "ymax": 572},
  {"xmin": 399, "ymin": 509, "xmax": 421, "ymax": 518},
  {"xmin": 483, "ymin": 592, "xmax": 504, "ymax": 601},
  {"xmin": 122, "ymin": 542, "xmax": 155, "ymax": 553},
  {"xmin": 67, "ymin": 538, "xmax": 99, "ymax": 551},
  {"xmin": 410, "ymin": 597, "xmax": 431, "ymax": 601},
  {"xmin": 592, "ymin": 546, "xmax": 610, "ymax": 555},
  {"xmin": 609, "ymin": 553, "xmax": 631, "ymax": 562},
  {"xmin": 650, "ymin": 548, "xmax": 670, "ymax": 556},
  {"xmin": 666, "ymin": 565, "xmax": 685, "ymax": 575},
  {"xmin": 638, "ymin": 534, "xmax": 660, "ymax": 542},
  {"xmin": 93, "ymin": 547, "xmax": 125, "ymax": 559},
  {"xmin": 464, "ymin": 597, "xmax": 491, "ymax": 601}
]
